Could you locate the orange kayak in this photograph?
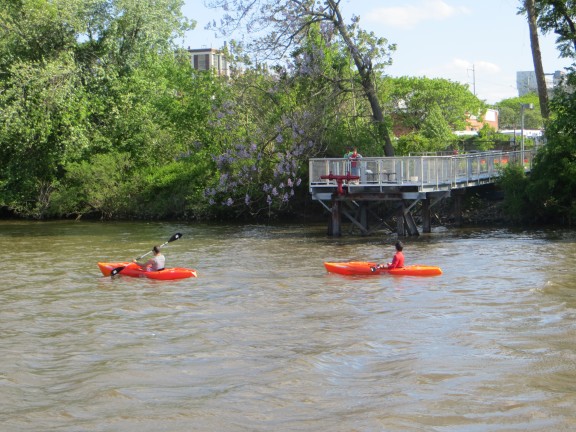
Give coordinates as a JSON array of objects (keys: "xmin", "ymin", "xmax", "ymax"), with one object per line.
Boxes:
[
  {"xmin": 98, "ymin": 262, "xmax": 198, "ymax": 280},
  {"xmin": 324, "ymin": 261, "xmax": 442, "ymax": 277}
]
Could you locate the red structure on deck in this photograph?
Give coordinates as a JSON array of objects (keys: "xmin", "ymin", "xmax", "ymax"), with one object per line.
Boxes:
[{"xmin": 320, "ymin": 173, "xmax": 360, "ymax": 195}]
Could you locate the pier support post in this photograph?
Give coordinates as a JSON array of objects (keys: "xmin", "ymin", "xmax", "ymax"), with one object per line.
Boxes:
[
  {"xmin": 396, "ymin": 201, "xmax": 420, "ymax": 236},
  {"xmin": 359, "ymin": 203, "xmax": 368, "ymax": 235},
  {"xmin": 328, "ymin": 199, "xmax": 342, "ymax": 236},
  {"xmin": 422, "ymin": 198, "xmax": 431, "ymax": 233},
  {"xmin": 396, "ymin": 205, "xmax": 405, "ymax": 236},
  {"xmin": 453, "ymin": 190, "xmax": 464, "ymax": 227}
]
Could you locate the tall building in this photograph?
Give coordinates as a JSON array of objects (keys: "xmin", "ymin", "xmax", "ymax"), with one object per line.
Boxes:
[
  {"xmin": 188, "ymin": 47, "xmax": 230, "ymax": 76},
  {"xmin": 516, "ymin": 70, "xmax": 565, "ymax": 96}
]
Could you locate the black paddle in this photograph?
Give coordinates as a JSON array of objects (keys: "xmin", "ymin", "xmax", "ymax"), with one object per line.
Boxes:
[{"xmin": 110, "ymin": 233, "xmax": 183, "ymax": 277}]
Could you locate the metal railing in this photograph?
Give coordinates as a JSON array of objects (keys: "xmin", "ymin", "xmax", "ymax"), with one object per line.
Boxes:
[{"xmin": 309, "ymin": 150, "xmax": 534, "ymax": 194}]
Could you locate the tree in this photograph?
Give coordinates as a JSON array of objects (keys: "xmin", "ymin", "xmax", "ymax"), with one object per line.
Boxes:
[
  {"xmin": 533, "ymin": 0, "xmax": 576, "ymax": 59},
  {"xmin": 498, "ymin": 2, "xmax": 576, "ymax": 225},
  {"xmin": 497, "ymin": 163, "xmax": 530, "ymax": 223},
  {"xmin": 204, "ymin": 0, "xmax": 397, "ymax": 155},
  {"xmin": 77, "ymin": 0, "xmax": 194, "ymax": 72},
  {"xmin": 522, "ymin": 0, "xmax": 550, "ymax": 119},
  {"xmin": 0, "ymin": 54, "xmax": 90, "ymax": 217},
  {"xmin": 421, "ymin": 103, "xmax": 454, "ymax": 145},
  {"xmin": 494, "ymin": 94, "xmax": 543, "ymax": 130},
  {"xmin": 0, "ymin": 0, "xmax": 198, "ymax": 218},
  {"xmin": 201, "ymin": 63, "xmax": 329, "ymax": 216},
  {"xmin": 521, "ymin": 73, "xmax": 576, "ymax": 224},
  {"xmin": 380, "ymin": 76, "xmax": 485, "ymax": 133}
]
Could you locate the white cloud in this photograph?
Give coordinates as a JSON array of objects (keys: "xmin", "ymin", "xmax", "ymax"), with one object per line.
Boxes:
[
  {"xmin": 366, "ymin": 0, "xmax": 471, "ymax": 29},
  {"xmin": 415, "ymin": 58, "xmax": 500, "ymax": 80},
  {"xmin": 448, "ymin": 59, "xmax": 501, "ymax": 75},
  {"xmin": 474, "ymin": 60, "xmax": 501, "ymax": 74},
  {"xmin": 410, "ymin": 59, "xmax": 512, "ymax": 103}
]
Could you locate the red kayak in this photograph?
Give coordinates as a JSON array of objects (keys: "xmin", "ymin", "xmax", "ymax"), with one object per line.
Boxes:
[
  {"xmin": 324, "ymin": 261, "xmax": 442, "ymax": 277},
  {"xmin": 98, "ymin": 262, "xmax": 197, "ymax": 280}
]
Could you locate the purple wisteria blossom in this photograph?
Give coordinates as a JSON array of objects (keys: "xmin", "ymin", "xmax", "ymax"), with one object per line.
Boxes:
[{"xmin": 202, "ymin": 64, "xmax": 324, "ymax": 215}]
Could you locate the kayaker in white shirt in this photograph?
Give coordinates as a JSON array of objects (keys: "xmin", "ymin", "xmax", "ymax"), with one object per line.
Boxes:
[{"xmin": 134, "ymin": 245, "xmax": 165, "ymax": 271}]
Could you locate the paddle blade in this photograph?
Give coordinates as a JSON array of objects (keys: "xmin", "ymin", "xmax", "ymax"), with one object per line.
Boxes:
[
  {"xmin": 132, "ymin": 233, "xmax": 183, "ymax": 261},
  {"xmin": 110, "ymin": 266, "xmax": 125, "ymax": 277},
  {"xmin": 169, "ymin": 233, "xmax": 183, "ymax": 242}
]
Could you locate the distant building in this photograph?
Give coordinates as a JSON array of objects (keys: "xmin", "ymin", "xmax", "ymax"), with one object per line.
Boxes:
[
  {"xmin": 465, "ymin": 108, "xmax": 499, "ymax": 131},
  {"xmin": 516, "ymin": 70, "xmax": 564, "ymax": 97},
  {"xmin": 187, "ymin": 47, "xmax": 230, "ymax": 76}
]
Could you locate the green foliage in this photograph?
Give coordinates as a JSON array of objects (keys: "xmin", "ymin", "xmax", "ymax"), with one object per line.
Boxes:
[
  {"xmin": 496, "ymin": 69, "xmax": 576, "ymax": 226},
  {"xmin": 198, "ymin": 22, "xmax": 397, "ymax": 217},
  {"xmin": 133, "ymin": 156, "xmax": 212, "ymax": 220},
  {"xmin": 421, "ymin": 103, "xmax": 454, "ymax": 145},
  {"xmin": 494, "ymin": 93, "xmax": 543, "ymax": 129},
  {"xmin": 392, "ymin": 104, "xmax": 458, "ymax": 156},
  {"xmin": 467, "ymin": 124, "xmax": 510, "ymax": 151},
  {"xmin": 0, "ymin": 54, "xmax": 91, "ymax": 215},
  {"xmin": 0, "ymin": 0, "xmax": 77, "ymax": 71},
  {"xmin": 49, "ymin": 148, "xmax": 216, "ymax": 220},
  {"xmin": 2, "ymin": 0, "xmax": 575, "ymax": 227},
  {"xmin": 201, "ymin": 68, "xmax": 316, "ymax": 217},
  {"xmin": 497, "ymin": 163, "xmax": 530, "ymax": 222},
  {"xmin": 48, "ymin": 153, "xmax": 135, "ymax": 219},
  {"xmin": 0, "ymin": 0, "xmax": 213, "ymax": 219},
  {"xmin": 493, "ymin": 1, "xmax": 576, "ymax": 227},
  {"xmin": 288, "ymin": 23, "xmax": 387, "ymax": 158},
  {"xmin": 520, "ymin": 75, "xmax": 576, "ymax": 225},
  {"xmin": 206, "ymin": 0, "xmax": 398, "ymax": 156},
  {"xmin": 395, "ymin": 133, "xmax": 436, "ymax": 156},
  {"xmin": 533, "ymin": 0, "xmax": 576, "ymax": 59},
  {"xmin": 381, "ymin": 76, "xmax": 485, "ymax": 132}
]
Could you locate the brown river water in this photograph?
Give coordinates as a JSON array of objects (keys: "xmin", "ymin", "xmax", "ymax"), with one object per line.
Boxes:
[{"xmin": 1, "ymin": 220, "xmax": 576, "ymax": 431}]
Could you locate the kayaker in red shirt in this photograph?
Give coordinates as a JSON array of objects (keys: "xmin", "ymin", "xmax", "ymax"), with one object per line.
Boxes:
[
  {"xmin": 388, "ymin": 241, "xmax": 405, "ymax": 268},
  {"xmin": 373, "ymin": 241, "xmax": 404, "ymax": 271}
]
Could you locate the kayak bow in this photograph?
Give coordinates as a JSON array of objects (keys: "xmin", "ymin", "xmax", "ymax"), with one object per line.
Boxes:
[
  {"xmin": 324, "ymin": 261, "xmax": 442, "ymax": 277},
  {"xmin": 98, "ymin": 262, "xmax": 197, "ymax": 280}
]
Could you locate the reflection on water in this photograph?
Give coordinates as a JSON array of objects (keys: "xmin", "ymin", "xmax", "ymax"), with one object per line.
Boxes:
[{"xmin": 1, "ymin": 221, "xmax": 576, "ymax": 431}]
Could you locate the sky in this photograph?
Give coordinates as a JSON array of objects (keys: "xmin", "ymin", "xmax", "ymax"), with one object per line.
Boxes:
[{"xmin": 179, "ymin": 0, "xmax": 573, "ymax": 104}]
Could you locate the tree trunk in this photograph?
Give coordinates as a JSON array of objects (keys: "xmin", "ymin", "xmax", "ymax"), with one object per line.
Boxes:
[
  {"xmin": 525, "ymin": 0, "xmax": 550, "ymax": 119},
  {"xmin": 362, "ymin": 73, "xmax": 395, "ymax": 156},
  {"xmin": 329, "ymin": 1, "xmax": 395, "ymax": 156}
]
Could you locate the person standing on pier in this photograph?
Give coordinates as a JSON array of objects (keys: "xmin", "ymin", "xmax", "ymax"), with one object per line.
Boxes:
[{"xmin": 347, "ymin": 147, "xmax": 362, "ymax": 177}]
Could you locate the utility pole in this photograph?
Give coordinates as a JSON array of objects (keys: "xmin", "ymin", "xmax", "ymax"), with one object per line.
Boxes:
[
  {"xmin": 468, "ymin": 64, "xmax": 476, "ymax": 96},
  {"xmin": 520, "ymin": 103, "xmax": 534, "ymax": 164}
]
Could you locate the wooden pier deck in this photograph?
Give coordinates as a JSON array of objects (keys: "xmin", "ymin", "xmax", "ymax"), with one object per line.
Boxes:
[{"xmin": 309, "ymin": 150, "xmax": 534, "ymax": 236}]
